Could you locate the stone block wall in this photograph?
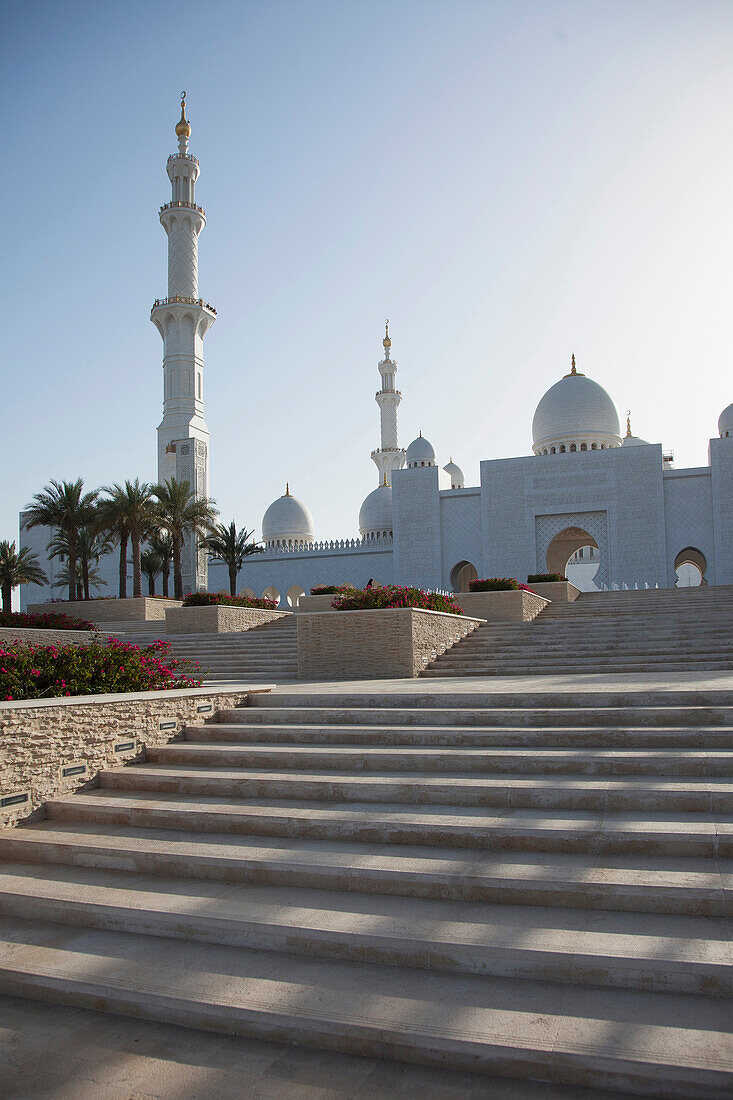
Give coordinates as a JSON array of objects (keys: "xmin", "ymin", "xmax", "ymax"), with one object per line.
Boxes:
[
  {"xmin": 165, "ymin": 605, "xmax": 291, "ymax": 634},
  {"xmin": 297, "ymin": 594, "xmax": 339, "ymax": 612},
  {"xmin": 529, "ymin": 581, "xmax": 580, "ymax": 603},
  {"xmin": 27, "ymin": 598, "xmax": 182, "ymax": 623},
  {"xmin": 0, "ymin": 628, "xmax": 97, "ymax": 647},
  {"xmin": 451, "ymin": 590, "xmax": 548, "ymax": 622},
  {"xmin": 0, "ymin": 686, "xmax": 258, "ymax": 826},
  {"xmin": 297, "ymin": 609, "xmax": 483, "ymax": 680}
]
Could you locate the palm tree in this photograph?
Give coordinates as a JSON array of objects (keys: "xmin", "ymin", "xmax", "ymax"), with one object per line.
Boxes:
[
  {"xmin": 48, "ymin": 525, "xmax": 113, "ymax": 601},
  {"xmin": 148, "ymin": 531, "xmax": 174, "ymax": 597},
  {"xmin": 140, "ymin": 548, "xmax": 163, "ymax": 596},
  {"xmin": 51, "ymin": 560, "xmax": 107, "ymax": 597},
  {"xmin": 23, "ymin": 479, "xmax": 98, "ymax": 602},
  {"xmin": 152, "ymin": 478, "xmax": 218, "ymax": 599},
  {"xmin": 0, "ymin": 541, "xmax": 48, "ymax": 613},
  {"xmin": 97, "ymin": 479, "xmax": 156, "ymax": 599},
  {"xmin": 203, "ymin": 521, "xmax": 262, "ymax": 597}
]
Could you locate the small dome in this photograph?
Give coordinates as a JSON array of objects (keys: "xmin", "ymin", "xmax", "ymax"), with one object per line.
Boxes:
[
  {"xmin": 532, "ymin": 357, "xmax": 621, "ymax": 454},
  {"xmin": 443, "ymin": 459, "xmax": 464, "ymax": 488},
  {"xmin": 359, "ymin": 482, "xmax": 393, "ymax": 538},
  {"xmin": 406, "ymin": 432, "xmax": 436, "ymax": 467},
  {"xmin": 262, "ymin": 485, "xmax": 315, "ymax": 546},
  {"xmin": 719, "ymin": 402, "xmax": 733, "ymax": 437},
  {"xmin": 621, "ymin": 414, "xmax": 648, "ymax": 448}
]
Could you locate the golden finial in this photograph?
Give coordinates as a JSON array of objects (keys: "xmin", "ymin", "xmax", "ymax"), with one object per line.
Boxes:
[
  {"xmin": 383, "ymin": 319, "xmax": 391, "ymax": 350},
  {"xmin": 419, "ymin": 429, "xmax": 422, "ymax": 437},
  {"xmin": 382, "ymin": 472, "xmax": 388, "ymax": 486},
  {"xmin": 570, "ymin": 353, "xmax": 577, "ymax": 375},
  {"xmin": 626, "ymin": 411, "xmax": 632, "ymax": 438},
  {"xmin": 285, "ymin": 482, "xmax": 290, "ymax": 496},
  {"xmin": 175, "ymin": 91, "xmax": 191, "ymax": 140}
]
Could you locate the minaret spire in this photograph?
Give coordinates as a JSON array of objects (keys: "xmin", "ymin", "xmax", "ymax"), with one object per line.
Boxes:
[
  {"xmin": 371, "ymin": 320, "xmax": 406, "ymax": 486},
  {"xmin": 151, "ymin": 95, "xmax": 216, "ymax": 593},
  {"xmin": 626, "ymin": 411, "xmax": 632, "ymax": 438}
]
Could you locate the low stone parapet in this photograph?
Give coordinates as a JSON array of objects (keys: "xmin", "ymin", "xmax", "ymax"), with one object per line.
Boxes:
[
  {"xmin": 296, "ymin": 608, "xmax": 484, "ymax": 680},
  {"xmin": 166, "ymin": 605, "xmax": 291, "ymax": 634},
  {"xmin": 0, "ymin": 628, "xmax": 98, "ymax": 647},
  {"xmin": 297, "ymin": 594, "xmax": 339, "ymax": 612},
  {"xmin": 451, "ymin": 590, "xmax": 549, "ymax": 622},
  {"xmin": 529, "ymin": 581, "xmax": 580, "ymax": 603},
  {"xmin": 0, "ymin": 684, "xmax": 270, "ymax": 826},
  {"xmin": 27, "ymin": 597, "xmax": 182, "ymax": 623}
]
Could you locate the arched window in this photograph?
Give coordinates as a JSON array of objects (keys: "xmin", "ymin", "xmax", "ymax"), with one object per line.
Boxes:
[
  {"xmin": 591, "ymin": 443, "xmax": 597, "ymax": 450},
  {"xmin": 550, "ymin": 446, "xmax": 556, "ymax": 454},
  {"xmin": 559, "ymin": 445, "xmax": 566, "ymax": 453},
  {"xmin": 570, "ymin": 443, "xmax": 577, "ymax": 453},
  {"xmin": 580, "ymin": 442, "xmax": 587, "ymax": 451}
]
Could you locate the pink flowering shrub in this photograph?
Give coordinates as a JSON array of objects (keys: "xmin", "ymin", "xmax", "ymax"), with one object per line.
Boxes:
[
  {"xmin": 0, "ymin": 638, "xmax": 202, "ymax": 702},
  {"xmin": 183, "ymin": 592, "xmax": 277, "ymax": 610},
  {"xmin": 0, "ymin": 611, "xmax": 96, "ymax": 631},
  {"xmin": 332, "ymin": 585, "xmax": 463, "ymax": 615}
]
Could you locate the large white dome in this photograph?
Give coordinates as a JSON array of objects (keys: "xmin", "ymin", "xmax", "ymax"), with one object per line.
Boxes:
[
  {"xmin": 406, "ymin": 433, "xmax": 436, "ymax": 467},
  {"xmin": 359, "ymin": 482, "xmax": 393, "ymax": 539},
  {"xmin": 532, "ymin": 358, "xmax": 621, "ymax": 454},
  {"xmin": 719, "ymin": 402, "xmax": 733, "ymax": 437},
  {"xmin": 262, "ymin": 486, "xmax": 315, "ymax": 546}
]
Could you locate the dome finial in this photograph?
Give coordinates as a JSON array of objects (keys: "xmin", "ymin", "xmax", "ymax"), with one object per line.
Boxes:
[
  {"xmin": 285, "ymin": 482, "xmax": 290, "ymax": 496},
  {"xmin": 383, "ymin": 319, "xmax": 391, "ymax": 354},
  {"xmin": 626, "ymin": 410, "xmax": 632, "ymax": 438},
  {"xmin": 570, "ymin": 353, "xmax": 576, "ymax": 375},
  {"xmin": 175, "ymin": 91, "xmax": 191, "ymax": 141},
  {"xmin": 382, "ymin": 472, "xmax": 388, "ymax": 487}
]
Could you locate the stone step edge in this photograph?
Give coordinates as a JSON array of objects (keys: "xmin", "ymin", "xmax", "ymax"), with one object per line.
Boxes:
[
  {"xmin": 0, "ymin": 877, "xmax": 727, "ymax": 997},
  {"xmin": 0, "ymin": 925, "xmax": 728, "ymax": 1098}
]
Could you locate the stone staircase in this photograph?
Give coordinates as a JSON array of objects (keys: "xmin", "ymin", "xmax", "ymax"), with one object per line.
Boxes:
[
  {"xmin": 424, "ymin": 585, "xmax": 733, "ymax": 677},
  {"xmin": 103, "ymin": 616, "xmax": 298, "ymax": 682},
  {"xmin": 0, "ymin": 683, "xmax": 731, "ymax": 1096}
]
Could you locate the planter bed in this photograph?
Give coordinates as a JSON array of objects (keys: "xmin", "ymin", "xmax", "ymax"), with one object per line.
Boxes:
[
  {"xmin": 27, "ymin": 598, "xmax": 182, "ymax": 623},
  {"xmin": 166, "ymin": 605, "xmax": 291, "ymax": 635},
  {"xmin": 451, "ymin": 590, "xmax": 549, "ymax": 622}
]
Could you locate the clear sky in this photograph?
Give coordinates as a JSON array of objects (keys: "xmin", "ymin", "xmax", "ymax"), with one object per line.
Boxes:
[{"xmin": 3, "ymin": 0, "xmax": 733, "ymax": 544}]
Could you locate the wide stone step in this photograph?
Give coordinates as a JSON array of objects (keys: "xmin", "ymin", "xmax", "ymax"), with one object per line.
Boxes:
[
  {"xmin": 45, "ymin": 791, "xmax": 733, "ymax": 858},
  {"xmin": 0, "ymin": 863, "xmax": 727, "ymax": 997},
  {"xmin": 223, "ymin": 704, "xmax": 733, "ymax": 727},
  {"xmin": 246, "ymin": 689, "xmax": 733, "ymax": 709},
  {"xmin": 0, "ymin": 823, "xmax": 727, "ymax": 914},
  {"xmin": 97, "ymin": 763, "xmax": 733, "ymax": 812},
  {"xmin": 0, "ymin": 918, "xmax": 728, "ymax": 1097},
  {"xmin": 423, "ymin": 663, "xmax": 733, "ymax": 676},
  {"xmin": 195, "ymin": 722, "xmax": 733, "ymax": 749},
  {"xmin": 145, "ymin": 741, "xmax": 733, "ymax": 777}
]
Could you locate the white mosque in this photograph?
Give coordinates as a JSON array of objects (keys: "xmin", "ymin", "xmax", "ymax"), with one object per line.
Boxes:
[{"xmin": 19, "ymin": 101, "xmax": 733, "ymax": 607}]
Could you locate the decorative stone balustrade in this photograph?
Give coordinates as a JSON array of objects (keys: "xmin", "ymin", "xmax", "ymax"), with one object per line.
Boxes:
[
  {"xmin": 159, "ymin": 200, "xmax": 206, "ymax": 216},
  {"xmin": 151, "ymin": 296, "xmax": 217, "ymax": 315}
]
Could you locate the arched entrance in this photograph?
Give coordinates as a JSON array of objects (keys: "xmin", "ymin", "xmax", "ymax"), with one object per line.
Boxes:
[
  {"xmin": 674, "ymin": 547, "xmax": 706, "ymax": 587},
  {"xmin": 286, "ymin": 583, "xmax": 305, "ymax": 608},
  {"xmin": 262, "ymin": 585, "xmax": 280, "ymax": 606},
  {"xmin": 546, "ymin": 527, "xmax": 601, "ymax": 591},
  {"xmin": 450, "ymin": 560, "xmax": 478, "ymax": 592}
]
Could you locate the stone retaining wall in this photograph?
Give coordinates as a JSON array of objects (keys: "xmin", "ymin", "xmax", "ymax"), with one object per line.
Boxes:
[
  {"xmin": 297, "ymin": 609, "xmax": 484, "ymax": 680},
  {"xmin": 0, "ymin": 628, "xmax": 98, "ymax": 647},
  {"xmin": 530, "ymin": 580, "xmax": 580, "ymax": 603},
  {"xmin": 451, "ymin": 590, "xmax": 549, "ymax": 622},
  {"xmin": 297, "ymin": 594, "xmax": 339, "ymax": 613},
  {"xmin": 165, "ymin": 605, "xmax": 291, "ymax": 634},
  {"xmin": 28, "ymin": 598, "xmax": 182, "ymax": 623},
  {"xmin": 0, "ymin": 686, "xmax": 266, "ymax": 826}
]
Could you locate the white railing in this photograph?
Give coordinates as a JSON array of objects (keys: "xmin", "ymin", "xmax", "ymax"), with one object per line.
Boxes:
[{"xmin": 263, "ymin": 535, "xmax": 394, "ymax": 557}]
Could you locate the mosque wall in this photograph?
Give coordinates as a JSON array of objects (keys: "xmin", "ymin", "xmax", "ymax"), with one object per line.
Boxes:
[
  {"xmin": 222, "ymin": 545, "xmax": 394, "ymax": 607},
  {"xmin": 392, "ymin": 465, "xmax": 442, "ymax": 589},
  {"xmin": 438, "ymin": 489, "xmax": 483, "ymax": 589},
  {"xmin": 662, "ymin": 468, "xmax": 715, "ymax": 586},
  {"xmin": 710, "ymin": 436, "xmax": 733, "ymax": 584}
]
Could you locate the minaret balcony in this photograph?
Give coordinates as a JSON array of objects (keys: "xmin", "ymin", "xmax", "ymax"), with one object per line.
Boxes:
[
  {"xmin": 371, "ymin": 447, "xmax": 405, "ymax": 456},
  {"xmin": 167, "ymin": 153, "xmax": 199, "ymax": 168},
  {"xmin": 151, "ymin": 296, "xmax": 217, "ymax": 315},
  {"xmin": 160, "ymin": 200, "xmax": 206, "ymax": 216},
  {"xmin": 375, "ymin": 389, "xmax": 401, "ymax": 397}
]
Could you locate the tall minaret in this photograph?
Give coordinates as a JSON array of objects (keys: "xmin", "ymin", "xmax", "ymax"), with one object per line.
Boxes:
[
  {"xmin": 151, "ymin": 93, "xmax": 215, "ymax": 592},
  {"xmin": 371, "ymin": 321, "xmax": 406, "ymax": 485}
]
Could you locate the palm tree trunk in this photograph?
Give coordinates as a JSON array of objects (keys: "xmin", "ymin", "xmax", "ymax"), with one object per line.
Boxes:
[
  {"xmin": 82, "ymin": 556, "xmax": 91, "ymax": 601},
  {"xmin": 162, "ymin": 564, "xmax": 170, "ymax": 598},
  {"xmin": 229, "ymin": 564, "xmax": 237, "ymax": 597},
  {"xmin": 119, "ymin": 534, "xmax": 128, "ymax": 599},
  {"xmin": 67, "ymin": 534, "xmax": 77, "ymax": 603},
  {"xmin": 173, "ymin": 536, "xmax": 183, "ymax": 600},
  {"xmin": 147, "ymin": 574, "xmax": 155, "ymax": 596},
  {"xmin": 131, "ymin": 533, "xmax": 142, "ymax": 598},
  {"xmin": 1, "ymin": 582, "xmax": 11, "ymax": 613}
]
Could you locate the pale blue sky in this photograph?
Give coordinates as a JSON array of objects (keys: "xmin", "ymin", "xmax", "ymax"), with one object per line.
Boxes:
[{"xmin": 3, "ymin": 0, "xmax": 733, "ymax": 543}]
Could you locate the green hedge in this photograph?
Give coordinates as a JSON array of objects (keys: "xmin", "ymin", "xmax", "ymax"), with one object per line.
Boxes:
[
  {"xmin": 332, "ymin": 585, "xmax": 463, "ymax": 614},
  {"xmin": 0, "ymin": 611, "xmax": 96, "ymax": 631},
  {"xmin": 309, "ymin": 585, "xmax": 344, "ymax": 595},
  {"xmin": 468, "ymin": 578, "xmax": 519, "ymax": 592},
  {"xmin": 183, "ymin": 592, "xmax": 277, "ymax": 610},
  {"xmin": 527, "ymin": 573, "xmax": 565, "ymax": 583},
  {"xmin": 0, "ymin": 638, "xmax": 202, "ymax": 702}
]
